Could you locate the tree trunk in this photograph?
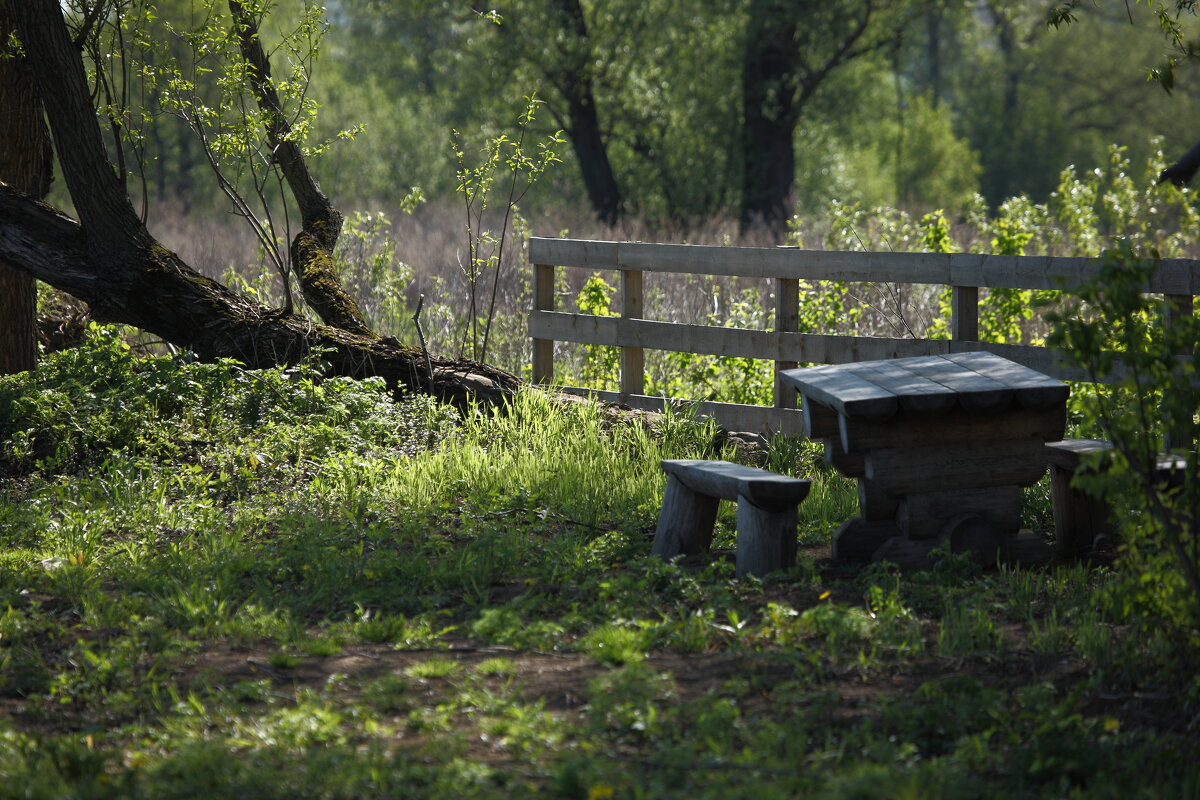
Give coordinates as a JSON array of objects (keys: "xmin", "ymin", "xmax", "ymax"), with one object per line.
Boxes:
[
  {"xmin": 3, "ymin": 0, "xmax": 518, "ymax": 410},
  {"xmin": 738, "ymin": 0, "xmax": 884, "ymax": 237},
  {"xmin": 228, "ymin": 0, "xmax": 370, "ymax": 335},
  {"xmin": 548, "ymin": 0, "xmax": 622, "ymax": 227},
  {"xmin": 740, "ymin": 1, "xmax": 801, "ymax": 236},
  {"xmin": 0, "ymin": 1, "xmax": 53, "ymax": 375}
]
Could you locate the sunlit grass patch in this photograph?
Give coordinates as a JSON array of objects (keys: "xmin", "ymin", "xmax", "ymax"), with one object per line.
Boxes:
[
  {"xmin": 581, "ymin": 624, "xmax": 651, "ymax": 666},
  {"xmin": 405, "ymin": 657, "xmax": 461, "ymax": 681}
]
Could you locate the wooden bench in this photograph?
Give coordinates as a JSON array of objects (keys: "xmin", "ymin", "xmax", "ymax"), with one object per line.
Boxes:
[
  {"xmin": 653, "ymin": 459, "xmax": 811, "ymax": 578},
  {"xmin": 1046, "ymin": 439, "xmax": 1187, "ymax": 556}
]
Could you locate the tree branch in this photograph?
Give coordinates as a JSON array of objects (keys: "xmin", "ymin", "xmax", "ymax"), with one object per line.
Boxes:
[
  {"xmin": 227, "ymin": 0, "xmax": 370, "ymax": 335},
  {"xmin": 1159, "ymin": 138, "xmax": 1200, "ymax": 187}
]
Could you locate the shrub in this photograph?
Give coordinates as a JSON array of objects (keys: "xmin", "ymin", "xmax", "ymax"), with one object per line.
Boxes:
[{"xmin": 1046, "ymin": 243, "xmax": 1199, "ymax": 634}]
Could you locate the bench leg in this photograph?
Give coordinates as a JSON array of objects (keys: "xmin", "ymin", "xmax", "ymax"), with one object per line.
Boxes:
[
  {"xmin": 1050, "ymin": 464, "xmax": 1113, "ymax": 556},
  {"xmin": 653, "ymin": 475, "xmax": 719, "ymax": 559},
  {"xmin": 735, "ymin": 498, "xmax": 798, "ymax": 578}
]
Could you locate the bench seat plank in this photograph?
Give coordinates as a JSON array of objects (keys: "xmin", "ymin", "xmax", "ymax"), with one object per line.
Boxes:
[{"xmin": 661, "ymin": 459, "xmax": 811, "ymax": 511}]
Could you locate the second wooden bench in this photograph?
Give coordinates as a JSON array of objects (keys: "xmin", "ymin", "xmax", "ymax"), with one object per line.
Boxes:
[
  {"xmin": 653, "ymin": 459, "xmax": 811, "ymax": 578},
  {"xmin": 1047, "ymin": 438, "xmax": 1187, "ymax": 556}
]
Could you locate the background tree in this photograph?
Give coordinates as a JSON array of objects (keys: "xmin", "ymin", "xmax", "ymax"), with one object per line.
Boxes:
[
  {"xmin": 519, "ymin": 0, "xmax": 622, "ymax": 225},
  {"xmin": 481, "ymin": 0, "xmax": 735, "ymax": 226},
  {"xmin": 739, "ymin": 0, "xmax": 909, "ymax": 234}
]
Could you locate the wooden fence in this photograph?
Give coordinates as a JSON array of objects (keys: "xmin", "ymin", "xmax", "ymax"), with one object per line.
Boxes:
[{"xmin": 528, "ymin": 237, "xmax": 1200, "ymax": 434}]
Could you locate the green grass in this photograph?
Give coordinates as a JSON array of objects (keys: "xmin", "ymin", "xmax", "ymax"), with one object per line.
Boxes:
[{"xmin": 0, "ymin": 330, "xmax": 1198, "ymax": 798}]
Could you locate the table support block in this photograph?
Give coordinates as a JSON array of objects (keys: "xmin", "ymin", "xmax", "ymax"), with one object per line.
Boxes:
[
  {"xmin": 736, "ymin": 501, "xmax": 798, "ymax": 578},
  {"xmin": 873, "ymin": 527, "xmax": 1053, "ymax": 570},
  {"xmin": 823, "ymin": 438, "xmax": 865, "ymax": 478},
  {"xmin": 865, "ymin": 440, "xmax": 1049, "ymax": 495},
  {"xmin": 803, "ymin": 400, "xmax": 840, "ymax": 439},
  {"xmin": 870, "ymin": 513, "xmax": 1000, "ymax": 569},
  {"xmin": 1000, "ymin": 530, "xmax": 1054, "ymax": 565},
  {"xmin": 858, "ymin": 480, "xmax": 899, "ymax": 521},
  {"xmin": 832, "ymin": 518, "xmax": 900, "ymax": 563},
  {"xmin": 653, "ymin": 476, "xmax": 719, "ymax": 558},
  {"xmin": 942, "ymin": 513, "xmax": 1001, "ymax": 562},
  {"xmin": 897, "ymin": 486, "xmax": 1021, "ymax": 539},
  {"xmin": 872, "ymin": 536, "xmax": 940, "ymax": 569}
]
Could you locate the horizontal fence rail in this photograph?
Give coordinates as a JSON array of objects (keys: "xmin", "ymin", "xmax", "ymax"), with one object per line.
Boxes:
[{"xmin": 528, "ymin": 237, "xmax": 1199, "ymax": 435}]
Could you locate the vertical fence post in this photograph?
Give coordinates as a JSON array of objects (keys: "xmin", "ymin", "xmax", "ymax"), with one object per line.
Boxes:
[
  {"xmin": 532, "ymin": 262, "xmax": 555, "ymax": 384},
  {"xmin": 1164, "ymin": 293, "xmax": 1195, "ymax": 452},
  {"xmin": 951, "ymin": 285, "xmax": 979, "ymax": 342},
  {"xmin": 621, "ymin": 268, "xmax": 645, "ymax": 396},
  {"xmin": 774, "ymin": 277, "xmax": 799, "ymax": 410}
]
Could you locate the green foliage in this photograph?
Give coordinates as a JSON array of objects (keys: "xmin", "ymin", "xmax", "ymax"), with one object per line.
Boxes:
[
  {"xmin": 0, "ymin": 325, "xmax": 458, "ymax": 478},
  {"xmin": 1046, "ymin": 243, "xmax": 1200, "ymax": 629},
  {"xmin": 331, "ymin": 211, "xmax": 414, "ymax": 335},
  {"xmin": 580, "ymin": 623, "xmax": 652, "ymax": 666},
  {"xmin": 451, "ymin": 94, "xmax": 563, "ymax": 362},
  {"xmin": 470, "ymin": 607, "xmax": 563, "ymax": 650},
  {"xmin": 570, "ymin": 274, "xmax": 621, "ymax": 391}
]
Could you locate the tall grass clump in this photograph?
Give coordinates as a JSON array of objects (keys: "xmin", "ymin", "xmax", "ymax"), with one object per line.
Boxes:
[
  {"xmin": 359, "ymin": 388, "xmax": 724, "ymax": 531},
  {"xmin": 0, "ymin": 325, "xmax": 458, "ymax": 481}
]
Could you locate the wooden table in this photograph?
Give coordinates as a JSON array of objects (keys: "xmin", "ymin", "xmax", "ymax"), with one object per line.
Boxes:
[{"xmin": 780, "ymin": 352, "xmax": 1068, "ymax": 565}]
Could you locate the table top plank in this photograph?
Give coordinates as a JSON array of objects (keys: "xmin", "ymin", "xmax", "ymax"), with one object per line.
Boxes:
[
  {"xmin": 781, "ymin": 366, "xmax": 898, "ymax": 420},
  {"xmin": 891, "ymin": 355, "xmax": 1014, "ymax": 412},
  {"xmin": 942, "ymin": 351, "xmax": 1069, "ymax": 410},
  {"xmin": 840, "ymin": 360, "xmax": 959, "ymax": 414},
  {"xmin": 783, "ymin": 352, "xmax": 1069, "ymax": 418}
]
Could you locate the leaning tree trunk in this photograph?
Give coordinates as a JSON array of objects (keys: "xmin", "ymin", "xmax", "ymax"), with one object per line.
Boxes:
[
  {"xmin": 0, "ymin": 187, "xmax": 518, "ymax": 408},
  {"xmin": 2, "ymin": 0, "xmax": 518, "ymax": 409},
  {"xmin": 0, "ymin": 1, "xmax": 52, "ymax": 375}
]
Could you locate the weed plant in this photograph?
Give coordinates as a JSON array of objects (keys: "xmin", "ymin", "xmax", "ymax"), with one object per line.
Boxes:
[{"xmin": 0, "ymin": 328, "xmax": 1198, "ymax": 796}]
